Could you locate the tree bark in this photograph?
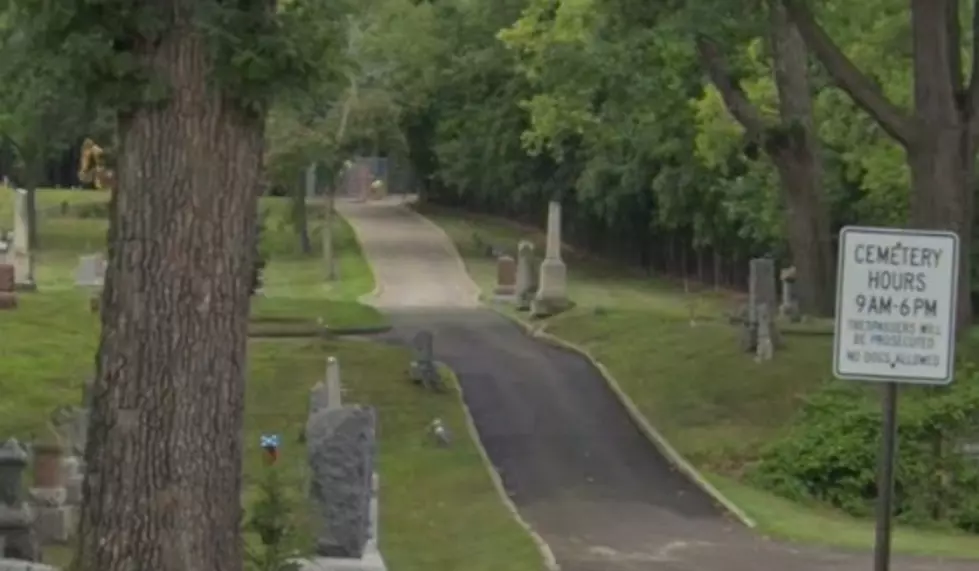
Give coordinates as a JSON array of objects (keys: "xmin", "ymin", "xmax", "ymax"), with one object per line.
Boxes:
[
  {"xmin": 73, "ymin": 9, "xmax": 263, "ymax": 571},
  {"xmin": 784, "ymin": 0, "xmax": 974, "ymax": 331},
  {"xmin": 697, "ymin": 7, "xmax": 836, "ymax": 316},
  {"xmin": 768, "ymin": 2, "xmax": 835, "ymax": 316}
]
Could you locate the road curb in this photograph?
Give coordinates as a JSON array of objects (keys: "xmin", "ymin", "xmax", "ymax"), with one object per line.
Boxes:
[
  {"xmin": 442, "ymin": 365, "xmax": 561, "ymax": 571},
  {"xmin": 486, "ymin": 304, "xmax": 758, "ymax": 529}
]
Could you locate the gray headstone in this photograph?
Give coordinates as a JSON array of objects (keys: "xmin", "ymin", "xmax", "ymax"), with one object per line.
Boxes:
[
  {"xmin": 749, "ymin": 258, "xmax": 779, "ymax": 348},
  {"xmin": 755, "ymin": 304, "xmax": 774, "ymax": 362},
  {"xmin": 749, "ymin": 258, "xmax": 776, "ymax": 323},
  {"xmin": 74, "ymin": 255, "xmax": 105, "ymax": 288},
  {"xmin": 408, "ymin": 331, "xmax": 442, "ymax": 391},
  {"xmin": 307, "ymin": 406, "xmax": 376, "ymax": 558},
  {"xmin": 0, "ymin": 440, "xmax": 27, "ymax": 506},
  {"xmin": 515, "ymin": 241, "xmax": 537, "ymax": 310}
]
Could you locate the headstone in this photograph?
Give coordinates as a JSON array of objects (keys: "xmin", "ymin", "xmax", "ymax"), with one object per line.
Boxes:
[
  {"xmin": 11, "ymin": 190, "xmax": 35, "ymax": 292},
  {"xmin": 74, "ymin": 255, "xmax": 105, "ymax": 289},
  {"xmin": 755, "ymin": 304, "xmax": 774, "ymax": 362},
  {"xmin": 408, "ymin": 331, "xmax": 442, "ymax": 391},
  {"xmin": 532, "ymin": 201, "xmax": 569, "ymax": 316},
  {"xmin": 0, "ymin": 439, "xmax": 39, "ymax": 561},
  {"xmin": 514, "ymin": 241, "xmax": 537, "ymax": 311},
  {"xmin": 493, "ymin": 256, "xmax": 516, "ymax": 299},
  {"xmin": 0, "ymin": 264, "xmax": 16, "ymax": 310},
  {"xmin": 310, "ymin": 357, "xmax": 343, "ymax": 416},
  {"xmin": 28, "ymin": 430, "xmax": 73, "ymax": 545},
  {"xmin": 306, "ymin": 405, "xmax": 376, "ymax": 558},
  {"xmin": 747, "ymin": 258, "xmax": 779, "ymax": 350},
  {"xmin": 779, "ymin": 266, "xmax": 801, "ymax": 323}
]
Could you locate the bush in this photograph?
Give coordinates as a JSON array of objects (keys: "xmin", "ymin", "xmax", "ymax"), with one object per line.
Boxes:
[
  {"xmin": 246, "ymin": 464, "xmax": 301, "ymax": 571},
  {"xmin": 750, "ymin": 366, "xmax": 979, "ymax": 531}
]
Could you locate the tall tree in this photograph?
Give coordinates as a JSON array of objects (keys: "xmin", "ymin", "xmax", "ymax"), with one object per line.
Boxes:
[
  {"xmin": 696, "ymin": 1, "xmax": 835, "ymax": 315},
  {"xmin": 784, "ymin": 0, "xmax": 976, "ymax": 329},
  {"xmin": 8, "ymin": 0, "xmax": 327, "ymax": 569}
]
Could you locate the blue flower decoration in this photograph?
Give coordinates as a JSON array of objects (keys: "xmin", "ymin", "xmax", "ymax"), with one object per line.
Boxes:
[{"xmin": 260, "ymin": 434, "xmax": 280, "ymax": 449}]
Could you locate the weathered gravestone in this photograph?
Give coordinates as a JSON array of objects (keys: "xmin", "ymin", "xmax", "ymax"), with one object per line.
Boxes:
[
  {"xmin": 74, "ymin": 255, "xmax": 105, "ymax": 289},
  {"xmin": 779, "ymin": 266, "xmax": 801, "ymax": 323},
  {"xmin": 740, "ymin": 258, "xmax": 780, "ymax": 353},
  {"xmin": 75, "ymin": 255, "xmax": 106, "ymax": 312},
  {"xmin": 49, "ymin": 380, "xmax": 92, "ymax": 508},
  {"xmin": 408, "ymin": 331, "xmax": 443, "ymax": 391},
  {"xmin": 0, "ymin": 439, "xmax": 40, "ymax": 561},
  {"xmin": 514, "ymin": 241, "xmax": 537, "ymax": 311},
  {"xmin": 27, "ymin": 428, "xmax": 73, "ymax": 545},
  {"xmin": 10, "ymin": 190, "xmax": 35, "ymax": 292},
  {"xmin": 755, "ymin": 304, "xmax": 774, "ymax": 362},
  {"xmin": 0, "ymin": 265, "xmax": 16, "ymax": 310},
  {"xmin": 306, "ymin": 405, "xmax": 376, "ymax": 558},
  {"xmin": 532, "ymin": 201, "xmax": 569, "ymax": 317},
  {"xmin": 493, "ymin": 255, "xmax": 516, "ymax": 299}
]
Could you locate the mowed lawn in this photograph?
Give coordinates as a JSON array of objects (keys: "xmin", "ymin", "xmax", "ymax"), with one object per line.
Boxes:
[
  {"xmin": 0, "ymin": 189, "xmax": 547, "ymax": 571},
  {"xmin": 421, "ymin": 203, "xmax": 979, "ymax": 559}
]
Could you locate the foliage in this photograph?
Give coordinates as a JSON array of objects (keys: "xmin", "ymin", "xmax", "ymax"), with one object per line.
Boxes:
[
  {"xmin": 245, "ymin": 465, "xmax": 301, "ymax": 571},
  {"xmin": 751, "ymin": 371, "xmax": 979, "ymax": 532}
]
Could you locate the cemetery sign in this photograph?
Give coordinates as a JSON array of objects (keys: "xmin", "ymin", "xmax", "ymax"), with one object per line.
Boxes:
[{"xmin": 833, "ymin": 226, "xmax": 959, "ymax": 385}]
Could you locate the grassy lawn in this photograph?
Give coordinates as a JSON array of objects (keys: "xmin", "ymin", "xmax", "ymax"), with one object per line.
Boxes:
[
  {"xmin": 0, "ymin": 190, "xmax": 546, "ymax": 571},
  {"xmin": 421, "ymin": 204, "xmax": 979, "ymax": 559},
  {"xmin": 0, "ymin": 189, "xmax": 386, "ymax": 331}
]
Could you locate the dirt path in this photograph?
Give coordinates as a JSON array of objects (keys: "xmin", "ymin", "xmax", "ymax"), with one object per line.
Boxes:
[{"xmin": 337, "ymin": 197, "xmax": 975, "ymax": 571}]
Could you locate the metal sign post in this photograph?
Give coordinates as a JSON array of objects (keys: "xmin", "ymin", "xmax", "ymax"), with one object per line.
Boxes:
[{"xmin": 832, "ymin": 226, "xmax": 959, "ymax": 571}]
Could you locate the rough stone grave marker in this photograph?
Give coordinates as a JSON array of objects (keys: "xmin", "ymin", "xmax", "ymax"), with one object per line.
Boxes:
[{"xmin": 306, "ymin": 405, "xmax": 376, "ymax": 558}]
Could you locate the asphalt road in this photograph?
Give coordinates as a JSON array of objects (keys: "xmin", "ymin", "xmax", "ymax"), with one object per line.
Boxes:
[{"xmin": 337, "ymin": 197, "xmax": 977, "ymax": 570}]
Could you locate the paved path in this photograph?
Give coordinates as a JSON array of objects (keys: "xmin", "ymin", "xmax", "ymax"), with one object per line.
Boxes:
[{"xmin": 337, "ymin": 197, "xmax": 977, "ymax": 570}]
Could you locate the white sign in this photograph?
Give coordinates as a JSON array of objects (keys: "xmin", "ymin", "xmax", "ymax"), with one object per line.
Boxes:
[{"xmin": 833, "ymin": 226, "xmax": 959, "ymax": 385}]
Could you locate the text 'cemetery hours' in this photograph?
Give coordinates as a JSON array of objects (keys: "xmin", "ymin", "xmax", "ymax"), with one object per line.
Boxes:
[{"xmin": 833, "ymin": 227, "xmax": 958, "ymax": 384}]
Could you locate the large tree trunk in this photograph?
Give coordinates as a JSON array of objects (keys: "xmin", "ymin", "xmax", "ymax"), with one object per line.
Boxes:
[
  {"xmin": 906, "ymin": 0, "xmax": 974, "ymax": 331},
  {"xmin": 783, "ymin": 0, "xmax": 975, "ymax": 332},
  {"xmin": 696, "ymin": 5, "xmax": 836, "ymax": 316},
  {"xmin": 74, "ymin": 12, "xmax": 263, "ymax": 571},
  {"xmin": 769, "ymin": 3, "xmax": 835, "ymax": 316}
]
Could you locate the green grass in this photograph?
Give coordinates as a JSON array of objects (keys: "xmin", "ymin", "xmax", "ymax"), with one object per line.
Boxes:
[
  {"xmin": 1, "ymin": 191, "xmax": 546, "ymax": 571},
  {"xmin": 422, "ymin": 204, "xmax": 979, "ymax": 559},
  {"xmin": 0, "ymin": 189, "xmax": 386, "ymax": 330}
]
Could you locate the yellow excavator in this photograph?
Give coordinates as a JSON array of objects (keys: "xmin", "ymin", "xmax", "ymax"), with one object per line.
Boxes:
[{"xmin": 78, "ymin": 138, "xmax": 115, "ymax": 190}]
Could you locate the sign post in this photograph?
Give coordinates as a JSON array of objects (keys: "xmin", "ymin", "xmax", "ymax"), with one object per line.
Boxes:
[{"xmin": 833, "ymin": 226, "xmax": 959, "ymax": 571}]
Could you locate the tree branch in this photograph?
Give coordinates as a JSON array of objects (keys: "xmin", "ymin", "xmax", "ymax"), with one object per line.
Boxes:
[
  {"xmin": 695, "ymin": 36, "xmax": 773, "ymax": 139},
  {"xmin": 782, "ymin": 0, "xmax": 915, "ymax": 147}
]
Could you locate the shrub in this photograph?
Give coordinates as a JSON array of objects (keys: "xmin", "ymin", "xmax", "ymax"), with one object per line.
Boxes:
[{"xmin": 750, "ymin": 365, "xmax": 979, "ymax": 531}]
